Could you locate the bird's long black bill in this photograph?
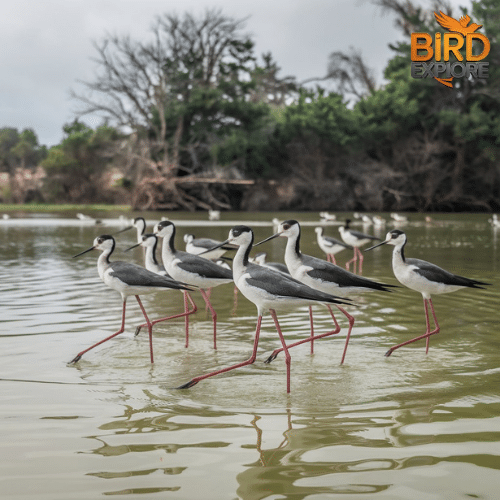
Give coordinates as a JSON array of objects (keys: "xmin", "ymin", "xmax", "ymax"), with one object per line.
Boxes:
[
  {"xmin": 199, "ymin": 239, "xmax": 231, "ymax": 255},
  {"xmin": 254, "ymin": 232, "xmax": 281, "ymax": 246},
  {"xmin": 114, "ymin": 225, "xmax": 133, "ymax": 235},
  {"xmin": 124, "ymin": 242, "xmax": 141, "ymax": 252},
  {"xmin": 364, "ymin": 240, "xmax": 389, "ymax": 252},
  {"xmin": 72, "ymin": 246, "xmax": 96, "ymax": 258}
]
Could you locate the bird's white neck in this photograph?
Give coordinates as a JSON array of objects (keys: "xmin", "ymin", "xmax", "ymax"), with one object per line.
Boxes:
[
  {"xmin": 160, "ymin": 234, "xmax": 176, "ymax": 264},
  {"xmin": 145, "ymin": 245, "xmax": 159, "ymax": 268},
  {"xmin": 97, "ymin": 249, "xmax": 112, "ymax": 279},
  {"xmin": 284, "ymin": 234, "xmax": 301, "ymax": 272},
  {"xmin": 233, "ymin": 241, "xmax": 251, "ymax": 282},
  {"xmin": 391, "ymin": 241, "xmax": 406, "ymax": 273}
]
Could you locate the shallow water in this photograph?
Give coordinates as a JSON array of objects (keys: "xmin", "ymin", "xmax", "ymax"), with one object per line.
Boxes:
[{"xmin": 0, "ymin": 211, "xmax": 499, "ymax": 499}]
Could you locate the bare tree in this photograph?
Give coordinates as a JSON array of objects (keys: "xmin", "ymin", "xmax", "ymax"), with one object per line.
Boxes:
[{"xmin": 72, "ymin": 9, "xmax": 257, "ymax": 210}]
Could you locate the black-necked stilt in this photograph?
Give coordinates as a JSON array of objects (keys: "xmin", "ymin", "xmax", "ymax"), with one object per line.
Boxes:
[
  {"xmin": 251, "ymin": 252, "xmax": 290, "ymax": 276},
  {"xmin": 258, "ymin": 220, "xmax": 395, "ymax": 364},
  {"xmin": 125, "ymin": 234, "xmax": 197, "ymax": 341},
  {"xmin": 70, "ymin": 235, "xmax": 192, "ymax": 364},
  {"xmin": 126, "ymin": 233, "xmax": 168, "ymax": 276},
  {"xmin": 489, "ymin": 214, "xmax": 500, "ymax": 228},
  {"xmin": 117, "ymin": 217, "xmax": 147, "ymax": 243},
  {"xmin": 208, "ymin": 209, "xmax": 220, "ymax": 221},
  {"xmin": 390, "ymin": 213, "xmax": 408, "ymax": 223},
  {"xmin": 354, "ymin": 213, "xmax": 373, "ymax": 225},
  {"xmin": 365, "ymin": 229, "xmax": 490, "ymax": 356},
  {"xmin": 338, "ymin": 219, "xmax": 380, "ymax": 273},
  {"xmin": 154, "ymin": 220, "xmax": 233, "ymax": 349},
  {"xmin": 315, "ymin": 227, "xmax": 352, "ymax": 265},
  {"xmin": 183, "ymin": 233, "xmax": 236, "ymax": 261},
  {"xmin": 372, "ymin": 215, "xmax": 386, "ymax": 227},
  {"xmin": 177, "ymin": 225, "xmax": 352, "ymax": 393},
  {"xmin": 319, "ymin": 211, "xmax": 336, "ymax": 222}
]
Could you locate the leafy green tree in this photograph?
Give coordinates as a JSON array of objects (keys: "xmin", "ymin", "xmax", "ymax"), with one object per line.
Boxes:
[
  {"xmin": 0, "ymin": 127, "xmax": 46, "ymax": 173},
  {"xmin": 42, "ymin": 121, "xmax": 121, "ymax": 202}
]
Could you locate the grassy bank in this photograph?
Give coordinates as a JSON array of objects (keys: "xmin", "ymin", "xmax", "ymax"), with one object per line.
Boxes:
[{"xmin": 0, "ymin": 203, "xmax": 131, "ymax": 212}]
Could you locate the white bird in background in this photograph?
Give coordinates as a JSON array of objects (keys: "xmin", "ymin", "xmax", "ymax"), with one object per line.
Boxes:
[
  {"xmin": 390, "ymin": 213, "xmax": 408, "ymax": 223},
  {"xmin": 338, "ymin": 219, "xmax": 381, "ymax": 274},
  {"xmin": 315, "ymin": 227, "xmax": 352, "ymax": 265},
  {"xmin": 208, "ymin": 210, "xmax": 221, "ymax": 221},
  {"xmin": 319, "ymin": 211, "xmax": 336, "ymax": 222},
  {"xmin": 183, "ymin": 233, "xmax": 236, "ymax": 261}
]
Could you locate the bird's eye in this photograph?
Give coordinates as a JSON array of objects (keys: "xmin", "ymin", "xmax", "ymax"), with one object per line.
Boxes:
[
  {"xmin": 283, "ymin": 224, "xmax": 290, "ymax": 230},
  {"xmin": 97, "ymin": 238, "xmax": 104, "ymax": 244}
]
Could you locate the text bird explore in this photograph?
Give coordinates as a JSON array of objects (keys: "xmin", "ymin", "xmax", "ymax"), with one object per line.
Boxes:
[
  {"xmin": 365, "ymin": 229, "xmax": 490, "ymax": 356},
  {"xmin": 177, "ymin": 226, "xmax": 352, "ymax": 393}
]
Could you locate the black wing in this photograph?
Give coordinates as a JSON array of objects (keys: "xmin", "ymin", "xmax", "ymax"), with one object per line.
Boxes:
[
  {"xmin": 245, "ymin": 264, "xmax": 352, "ymax": 305},
  {"xmin": 408, "ymin": 258, "xmax": 490, "ymax": 288},
  {"xmin": 177, "ymin": 252, "xmax": 233, "ymax": 279},
  {"xmin": 110, "ymin": 262, "xmax": 192, "ymax": 290},
  {"xmin": 302, "ymin": 254, "xmax": 395, "ymax": 291}
]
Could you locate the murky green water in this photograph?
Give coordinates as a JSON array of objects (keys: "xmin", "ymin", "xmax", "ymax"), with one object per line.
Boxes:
[{"xmin": 0, "ymin": 211, "xmax": 499, "ymax": 499}]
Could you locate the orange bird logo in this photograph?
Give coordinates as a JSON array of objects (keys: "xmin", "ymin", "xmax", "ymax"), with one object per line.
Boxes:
[
  {"xmin": 432, "ymin": 12, "xmax": 483, "ymax": 88},
  {"xmin": 434, "ymin": 11, "xmax": 483, "ymax": 36}
]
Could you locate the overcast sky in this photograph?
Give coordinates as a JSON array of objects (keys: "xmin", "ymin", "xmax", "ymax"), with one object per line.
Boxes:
[{"xmin": 1, "ymin": 0, "xmax": 470, "ymax": 147}]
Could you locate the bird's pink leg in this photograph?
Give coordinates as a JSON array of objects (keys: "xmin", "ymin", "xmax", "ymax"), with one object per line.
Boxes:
[
  {"xmin": 309, "ymin": 306, "xmax": 314, "ymax": 354},
  {"xmin": 337, "ymin": 305, "xmax": 355, "ymax": 365},
  {"xmin": 270, "ymin": 309, "xmax": 292, "ymax": 393},
  {"xmin": 265, "ymin": 305, "xmax": 341, "ymax": 363},
  {"xmin": 135, "ymin": 295, "xmax": 154, "ymax": 363},
  {"xmin": 345, "ymin": 249, "xmax": 357, "ymax": 271},
  {"xmin": 134, "ymin": 290, "xmax": 197, "ymax": 339},
  {"xmin": 385, "ymin": 298, "xmax": 440, "ymax": 357},
  {"xmin": 331, "ymin": 255, "xmax": 337, "ymax": 265},
  {"xmin": 176, "ymin": 315, "xmax": 262, "ymax": 389},
  {"xmin": 204, "ymin": 287, "xmax": 213, "ymax": 311},
  {"xmin": 231, "ymin": 285, "xmax": 239, "ymax": 316},
  {"xmin": 425, "ymin": 298, "xmax": 440, "ymax": 354},
  {"xmin": 183, "ymin": 291, "xmax": 197, "ymax": 348},
  {"xmin": 200, "ymin": 289, "xmax": 217, "ymax": 349},
  {"xmin": 68, "ymin": 299, "xmax": 128, "ymax": 364},
  {"xmin": 357, "ymin": 247, "xmax": 364, "ymax": 274}
]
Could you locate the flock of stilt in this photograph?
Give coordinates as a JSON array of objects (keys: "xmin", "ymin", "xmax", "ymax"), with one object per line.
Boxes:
[{"xmin": 71, "ymin": 215, "xmax": 490, "ymax": 393}]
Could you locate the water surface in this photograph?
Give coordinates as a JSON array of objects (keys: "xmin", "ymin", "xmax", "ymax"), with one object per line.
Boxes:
[{"xmin": 0, "ymin": 211, "xmax": 499, "ymax": 499}]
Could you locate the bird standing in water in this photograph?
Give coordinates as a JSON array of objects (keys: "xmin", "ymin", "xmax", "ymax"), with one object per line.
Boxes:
[
  {"xmin": 365, "ymin": 229, "xmax": 490, "ymax": 356},
  {"xmin": 70, "ymin": 235, "xmax": 192, "ymax": 364},
  {"xmin": 177, "ymin": 226, "xmax": 352, "ymax": 393}
]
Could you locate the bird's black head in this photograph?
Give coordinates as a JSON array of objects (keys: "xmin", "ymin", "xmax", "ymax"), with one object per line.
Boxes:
[
  {"xmin": 281, "ymin": 220, "xmax": 299, "ymax": 231},
  {"xmin": 230, "ymin": 225, "xmax": 253, "ymax": 239},
  {"xmin": 388, "ymin": 229, "xmax": 406, "ymax": 239}
]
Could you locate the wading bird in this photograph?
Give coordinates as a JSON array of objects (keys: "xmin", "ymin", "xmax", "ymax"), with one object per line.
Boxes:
[
  {"xmin": 154, "ymin": 221, "xmax": 233, "ymax": 349},
  {"xmin": 70, "ymin": 235, "xmax": 192, "ymax": 364},
  {"xmin": 365, "ymin": 229, "xmax": 490, "ymax": 356},
  {"xmin": 178, "ymin": 226, "xmax": 352, "ymax": 393},
  {"xmin": 315, "ymin": 227, "xmax": 352, "ymax": 265},
  {"xmin": 125, "ymin": 234, "xmax": 197, "ymax": 341},
  {"xmin": 257, "ymin": 220, "xmax": 395, "ymax": 364},
  {"xmin": 338, "ymin": 219, "xmax": 380, "ymax": 273}
]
